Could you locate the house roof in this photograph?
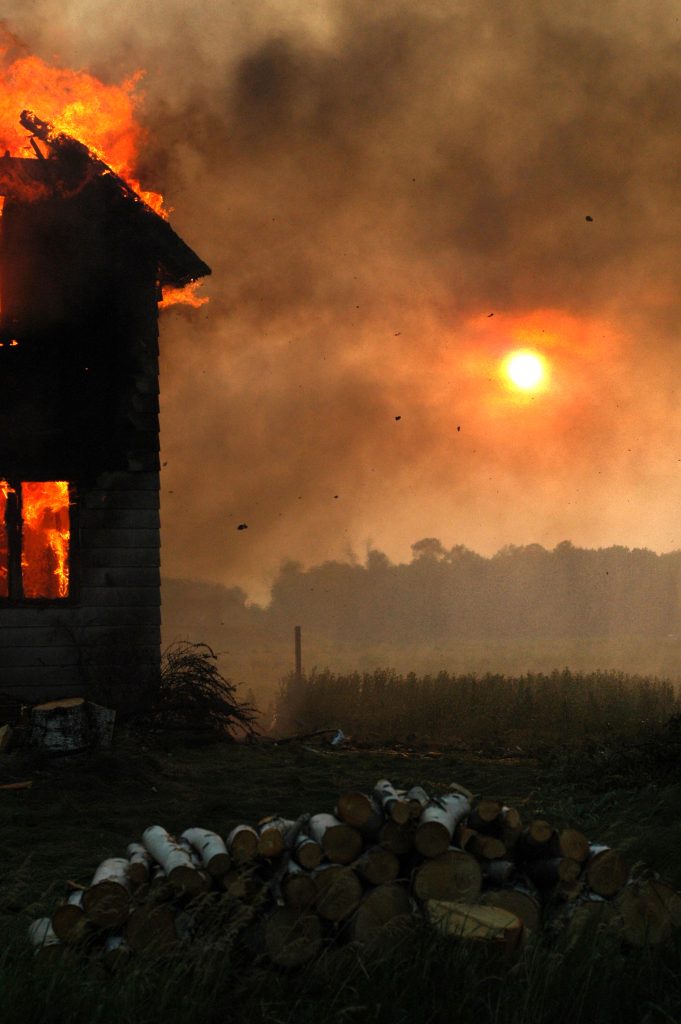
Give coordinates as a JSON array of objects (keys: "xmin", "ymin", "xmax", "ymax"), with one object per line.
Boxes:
[{"xmin": 0, "ymin": 112, "xmax": 211, "ymax": 289}]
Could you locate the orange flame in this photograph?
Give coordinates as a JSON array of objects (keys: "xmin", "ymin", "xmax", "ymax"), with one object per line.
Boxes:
[
  {"xmin": 160, "ymin": 280, "xmax": 209, "ymax": 310},
  {"xmin": 0, "ymin": 481, "xmax": 9, "ymax": 597},
  {"xmin": 0, "ymin": 39, "xmax": 206, "ymax": 308},
  {"xmin": 21, "ymin": 481, "xmax": 70, "ymax": 599}
]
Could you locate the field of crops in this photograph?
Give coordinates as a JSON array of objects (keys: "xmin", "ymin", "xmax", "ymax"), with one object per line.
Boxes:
[{"xmin": 272, "ymin": 668, "xmax": 680, "ymax": 750}]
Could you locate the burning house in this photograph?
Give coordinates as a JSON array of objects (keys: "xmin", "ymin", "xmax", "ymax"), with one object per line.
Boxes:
[{"xmin": 0, "ymin": 112, "xmax": 210, "ymax": 709}]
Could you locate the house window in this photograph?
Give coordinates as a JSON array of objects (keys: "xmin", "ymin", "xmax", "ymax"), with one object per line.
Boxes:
[{"xmin": 0, "ymin": 481, "xmax": 71, "ymax": 600}]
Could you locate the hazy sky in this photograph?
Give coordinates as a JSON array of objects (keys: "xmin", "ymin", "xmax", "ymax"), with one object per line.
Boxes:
[{"xmin": 5, "ymin": 1, "xmax": 681, "ymax": 602}]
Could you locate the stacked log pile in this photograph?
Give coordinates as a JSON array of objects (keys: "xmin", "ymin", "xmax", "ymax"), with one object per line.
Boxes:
[{"xmin": 28, "ymin": 778, "xmax": 681, "ymax": 968}]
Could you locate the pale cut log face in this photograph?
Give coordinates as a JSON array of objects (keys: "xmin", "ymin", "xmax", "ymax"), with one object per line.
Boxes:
[
  {"xmin": 336, "ymin": 791, "xmax": 375, "ymax": 828},
  {"xmin": 586, "ymin": 850, "xmax": 630, "ymax": 898},
  {"xmin": 413, "ymin": 850, "xmax": 482, "ymax": 903},
  {"xmin": 426, "ymin": 900, "xmax": 523, "ymax": 955},
  {"xmin": 313, "ymin": 867, "xmax": 363, "ymax": 921},
  {"xmin": 478, "ymin": 888, "xmax": 542, "ymax": 933},
  {"xmin": 293, "ymin": 837, "xmax": 323, "ymax": 870},
  {"xmin": 321, "ymin": 825, "xmax": 363, "ymax": 865},
  {"xmin": 351, "ymin": 884, "xmax": 412, "ymax": 944},
  {"xmin": 82, "ymin": 881, "xmax": 130, "ymax": 929}
]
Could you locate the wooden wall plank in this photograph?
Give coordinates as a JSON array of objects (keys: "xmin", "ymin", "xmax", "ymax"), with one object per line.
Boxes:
[
  {"xmin": 78, "ymin": 587, "xmax": 161, "ymax": 607},
  {"xmin": 94, "ymin": 472, "xmax": 159, "ymax": 492},
  {"xmin": 0, "ymin": 606, "xmax": 160, "ymax": 628},
  {"xmin": 0, "ymin": 646, "xmax": 160, "ymax": 667},
  {"xmin": 79, "ymin": 549, "xmax": 160, "ymax": 568},
  {"xmin": 0, "ymin": 625, "xmax": 160, "ymax": 646},
  {"xmin": 80, "ymin": 528, "xmax": 159, "ymax": 549},
  {"xmin": 79, "ymin": 509, "xmax": 161, "ymax": 530},
  {"xmin": 82, "ymin": 491, "xmax": 160, "ymax": 511},
  {"xmin": 79, "ymin": 567, "xmax": 160, "ymax": 588}
]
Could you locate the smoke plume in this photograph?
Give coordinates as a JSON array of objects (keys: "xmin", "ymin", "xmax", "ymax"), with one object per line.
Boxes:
[{"xmin": 4, "ymin": 1, "xmax": 681, "ymax": 601}]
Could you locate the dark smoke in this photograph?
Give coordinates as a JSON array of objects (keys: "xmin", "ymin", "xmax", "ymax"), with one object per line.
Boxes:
[{"xmin": 5, "ymin": 1, "xmax": 681, "ymax": 602}]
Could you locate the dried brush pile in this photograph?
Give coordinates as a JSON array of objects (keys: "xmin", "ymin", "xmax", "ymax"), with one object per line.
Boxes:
[{"xmin": 137, "ymin": 642, "xmax": 259, "ymax": 740}]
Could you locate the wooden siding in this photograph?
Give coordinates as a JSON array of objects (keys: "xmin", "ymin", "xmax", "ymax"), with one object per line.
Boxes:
[{"xmin": 0, "ymin": 466, "xmax": 161, "ymax": 705}]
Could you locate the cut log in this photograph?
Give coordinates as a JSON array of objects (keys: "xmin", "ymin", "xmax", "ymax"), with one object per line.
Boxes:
[
  {"xmin": 336, "ymin": 791, "xmax": 382, "ymax": 830},
  {"xmin": 469, "ymin": 834, "xmax": 507, "ymax": 861},
  {"xmin": 555, "ymin": 878, "xmax": 586, "ymax": 901},
  {"xmin": 0, "ymin": 723, "xmax": 12, "ymax": 753},
  {"xmin": 355, "ymin": 846, "xmax": 400, "ymax": 886},
  {"xmin": 126, "ymin": 842, "xmax": 152, "ymax": 886},
  {"xmin": 478, "ymin": 879, "xmax": 542, "ymax": 933},
  {"xmin": 142, "ymin": 825, "xmax": 210, "ymax": 896},
  {"xmin": 447, "ymin": 782, "xmax": 475, "ymax": 802},
  {"xmin": 585, "ymin": 845, "xmax": 629, "ymax": 898},
  {"xmin": 482, "ymin": 860, "xmax": 516, "ymax": 887},
  {"xmin": 649, "ymin": 880, "xmax": 681, "ymax": 929},
  {"xmin": 405, "ymin": 786, "xmax": 430, "ymax": 819},
  {"xmin": 351, "ymin": 883, "xmax": 412, "ymax": 943},
  {"xmin": 412, "ymin": 848, "xmax": 482, "ymax": 903},
  {"xmin": 181, "ymin": 828, "xmax": 231, "ymax": 877},
  {"xmin": 51, "ymin": 890, "xmax": 89, "ymax": 944},
  {"xmin": 257, "ymin": 817, "xmax": 295, "ymax": 859},
  {"xmin": 374, "ymin": 780, "xmax": 411, "ymax": 825},
  {"xmin": 313, "ymin": 865, "xmax": 363, "ymax": 921},
  {"xmin": 264, "ymin": 908, "xmax": 323, "ymax": 967},
  {"xmin": 550, "ymin": 828, "xmax": 590, "ymax": 863},
  {"xmin": 426, "ymin": 900, "xmax": 523, "ymax": 954},
  {"xmin": 28, "ymin": 918, "xmax": 64, "ymax": 962},
  {"xmin": 515, "ymin": 821, "xmax": 555, "ymax": 861},
  {"xmin": 86, "ymin": 702, "xmax": 116, "ymax": 749},
  {"xmin": 552, "ymin": 892, "xmax": 620, "ymax": 947},
  {"xmin": 379, "ymin": 820, "xmax": 413, "ymax": 856},
  {"xmin": 30, "ymin": 697, "xmax": 89, "ymax": 753},
  {"xmin": 178, "ymin": 837, "xmax": 203, "ymax": 867},
  {"xmin": 468, "ymin": 798, "xmax": 503, "ymax": 833},
  {"xmin": 147, "ymin": 864, "xmax": 173, "ymax": 900},
  {"xmin": 102, "ymin": 935, "xmax": 131, "ymax": 972},
  {"xmin": 525, "ymin": 857, "xmax": 582, "ymax": 889},
  {"xmin": 226, "ymin": 824, "xmax": 259, "ymax": 864},
  {"xmin": 281, "ymin": 861, "xmax": 317, "ymax": 911},
  {"xmin": 221, "ymin": 868, "xmax": 263, "ymax": 901},
  {"xmin": 615, "ymin": 880, "xmax": 673, "ymax": 947},
  {"xmin": 454, "ymin": 824, "xmax": 478, "ymax": 852},
  {"xmin": 308, "ymin": 813, "xmax": 363, "ymax": 865},
  {"xmin": 125, "ymin": 904, "xmax": 178, "ymax": 954},
  {"xmin": 415, "ymin": 794, "xmax": 471, "ymax": 858},
  {"xmin": 291, "ymin": 832, "xmax": 324, "ymax": 870},
  {"xmin": 500, "ymin": 806, "xmax": 522, "ymax": 832},
  {"xmin": 82, "ymin": 858, "xmax": 131, "ymax": 929}
]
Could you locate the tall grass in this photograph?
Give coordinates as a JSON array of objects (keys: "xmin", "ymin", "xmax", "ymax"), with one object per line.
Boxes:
[
  {"xmin": 3, "ymin": 913, "xmax": 681, "ymax": 1024},
  {"xmin": 273, "ymin": 668, "xmax": 680, "ymax": 749}
]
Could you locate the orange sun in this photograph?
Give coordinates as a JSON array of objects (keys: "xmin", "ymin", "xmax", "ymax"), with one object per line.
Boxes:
[{"xmin": 502, "ymin": 349, "xmax": 548, "ymax": 392}]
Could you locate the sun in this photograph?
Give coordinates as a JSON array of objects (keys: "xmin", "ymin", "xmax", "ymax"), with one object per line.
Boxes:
[{"xmin": 502, "ymin": 349, "xmax": 548, "ymax": 392}]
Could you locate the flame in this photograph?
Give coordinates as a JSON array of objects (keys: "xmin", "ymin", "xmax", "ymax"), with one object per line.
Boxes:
[
  {"xmin": 0, "ymin": 39, "xmax": 206, "ymax": 308},
  {"xmin": 0, "ymin": 53, "xmax": 165, "ymax": 215},
  {"xmin": 160, "ymin": 280, "xmax": 209, "ymax": 310},
  {"xmin": 0, "ymin": 481, "xmax": 9, "ymax": 597},
  {"xmin": 21, "ymin": 481, "xmax": 70, "ymax": 598}
]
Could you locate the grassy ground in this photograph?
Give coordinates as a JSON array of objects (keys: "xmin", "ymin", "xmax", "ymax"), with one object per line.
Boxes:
[{"xmin": 2, "ymin": 734, "xmax": 681, "ymax": 1023}]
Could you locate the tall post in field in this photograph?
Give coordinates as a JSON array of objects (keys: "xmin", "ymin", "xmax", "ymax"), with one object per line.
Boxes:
[{"xmin": 294, "ymin": 625, "xmax": 302, "ymax": 680}]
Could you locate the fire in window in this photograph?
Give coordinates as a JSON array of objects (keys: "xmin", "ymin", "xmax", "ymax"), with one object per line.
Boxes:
[{"xmin": 0, "ymin": 481, "xmax": 70, "ymax": 599}]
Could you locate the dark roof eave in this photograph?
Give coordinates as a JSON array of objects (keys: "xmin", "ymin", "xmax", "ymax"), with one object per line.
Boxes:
[{"xmin": 0, "ymin": 154, "xmax": 211, "ymax": 287}]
